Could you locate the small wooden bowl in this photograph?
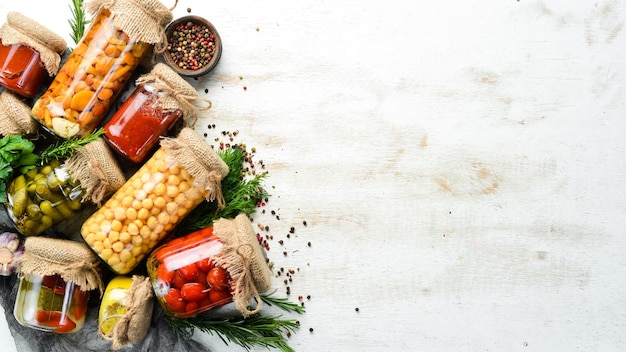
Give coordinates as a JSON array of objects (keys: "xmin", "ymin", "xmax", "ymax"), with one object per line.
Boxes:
[{"xmin": 162, "ymin": 16, "xmax": 222, "ymax": 77}]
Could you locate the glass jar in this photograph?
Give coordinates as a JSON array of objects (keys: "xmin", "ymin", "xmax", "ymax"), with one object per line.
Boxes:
[
  {"xmin": 0, "ymin": 41, "xmax": 47, "ymax": 98},
  {"xmin": 14, "ymin": 273, "xmax": 89, "ymax": 333},
  {"xmin": 30, "ymin": 9, "xmax": 149, "ymax": 139},
  {"xmin": 5, "ymin": 159, "xmax": 83, "ymax": 237},
  {"xmin": 81, "ymin": 128, "xmax": 229, "ymax": 275},
  {"xmin": 103, "ymin": 84, "xmax": 183, "ymax": 163},
  {"xmin": 147, "ymin": 227, "xmax": 232, "ymax": 318},
  {"xmin": 5, "ymin": 138, "xmax": 125, "ymax": 237},
  {"xmin": 0, "ymin": 12, "xmax": 67, "ymax": 98},
  {"xmin": 99, "ymin": 276, "xmax": 132, "ymax": 335}
]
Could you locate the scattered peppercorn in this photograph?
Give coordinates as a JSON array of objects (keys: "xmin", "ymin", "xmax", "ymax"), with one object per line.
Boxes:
[
  {"xmin": 303, "ymin": 220, "xmax": 307, "ymax": 226},
  {"xmin": 307, "ymin": 241, "xmax": 311, "ymax": 247},
  {"xmin": 186, "ymin": 7, "xmax": 191, "ymax": 12},
  {"xmin": 309, "ymin": 327, "xmax": 314, "ymax": 333},
  {"xmin": 355, "ymin": 307, "xmax": 360, "ymax": 312}
]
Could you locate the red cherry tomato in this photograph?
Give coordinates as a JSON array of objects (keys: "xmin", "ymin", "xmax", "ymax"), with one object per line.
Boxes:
[
  {"xmin": 196, "ymin": 257, "xmax": 213, "ymax": 272},
  {"xmin": 195, "ymin": 270, "xmax": 208, "ymax": 285},
  {"xmin": 35, "ymin": 310, "xmax": 76, "ymax": 333},
  {"xmin": 171, "ymin": 271, "xmax": 187, "ymax": 289},
  {"xmin": 157, "ymin": 264, "xmax": 175, "ymax": 285},
  {"xmin": 164, "ymin": 288, "xmax": 186, "ymax": 313},
  {"xmin": 181, "ymin": 282, "xmax": 209, "ymax": 302},
  {"xmin": 209, "ymin": 289, "xmax": 232, "ymax": 304},
  {"xmin": 185, "ymin": 300, "xmax": 200, "ymax": 314},
  {"xmin": 207, "ymin": 267, "xmax": 229, "ymax": 290},
  {"xmin": 177, "ymin": 264, "xmax": 198, "ymax": 281}
]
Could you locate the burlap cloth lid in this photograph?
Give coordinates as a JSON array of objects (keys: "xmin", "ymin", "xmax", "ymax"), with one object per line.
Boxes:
[
  {"xmin": 135, "ymin": 63, "xmax": 211, "ymax": 128},
  {"xmin": 160, "ymin": 127, "xmax": 229, "ymax": 208},
  {"xmin": 0, "ymin": 12, "xmax": 67, "ymax": 76},
  {"xmin": 85, "ymin": 0, "xmax": 173, "ymax": 46},
  {"xmin": 65, "ymin": 137, "xmax": 126, "ymax": 206},
  {"xmin": 100, "ymin": 275, "xmax": 154, "ymax": 350},
  {"xmin": 213, "ymin": 214, "xmax": 272, "ymax": 317},
  {"xmin": 17, "ymin": 236, "xmax": 103, "ymax": 294},
  {"xmin": 0, "ymin": 91, "xmax": 38, "ymax": 136}
]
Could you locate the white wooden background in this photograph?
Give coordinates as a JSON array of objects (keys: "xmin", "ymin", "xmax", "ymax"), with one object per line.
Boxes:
[{"xmin": 1, "ymin": 0, "xmax": 626, "ymax": 351}]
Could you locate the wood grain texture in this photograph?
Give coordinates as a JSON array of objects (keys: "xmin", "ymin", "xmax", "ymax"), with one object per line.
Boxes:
[{"xmin": 1, "ymin": 0, "xmax": 626, "ymax": 351}]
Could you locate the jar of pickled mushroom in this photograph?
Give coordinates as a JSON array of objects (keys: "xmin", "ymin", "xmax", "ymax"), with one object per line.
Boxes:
[
  {"xmin": 0, "ymin": 91, "xmax": 38, "ymax": 138},
  {"xmin": 81, "ymin": 127, "xmax": 229, "ymax": 275},
  {"xmin": 14, "ymin": 237, "xmax": 103, "ymax": 334},
  {"xmin": 104, "ymin": 63, "xmax": 211, "ymax": 164},
  {"xmin": 0, "ymin": 12, "xmax": 67, "ymax": 98},
  {"xmin": 99, "ymin": 275, "xmax": 154, "ymax": 349},
  {"xmin": 5, "ymin": 138, "xmax": 125, "ymax": 236},
  {"xmin": 30, "ymin": 0, "xmax": 173, "ymax": 139},
  {"xmin": 147, "ymin": 214, "xmax": 272, "ymax": 318}
]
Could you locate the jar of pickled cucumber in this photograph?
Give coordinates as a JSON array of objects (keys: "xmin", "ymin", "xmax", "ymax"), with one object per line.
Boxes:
[
  {"xmin": 104, "ymin": 63, "xmax": 211, "ymax": 164},
  {"xmin": 0, "ymin": 12, "xmax": 67, "ymax": 98},
  {"xmin": 14, "ymin": 237, "xmax": 103, "ymax": 334},
  {"xmin": 30, "ymin": 0, "xmax": 173, "ymax": 139},
  {"xmin": 81, "ymin": 128, "xmax": 229, "ymax": 275},
  {"xmin": 99, "ymin": 276, "xmax": 154, "ymax": 349},
  {"xmin": 147, "ymin": 214, "xmax": 272, "ymax": 318},
  {"xmin": 5, "ymin": 138, "xmax": 125, "ymax": 237}
]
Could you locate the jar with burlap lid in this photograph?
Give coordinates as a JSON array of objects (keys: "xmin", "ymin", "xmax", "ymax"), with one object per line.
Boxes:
[
  {"xmin": 0, "ymin": 12, "xmax": 67, "ymax": 98},
  {"xmin": 0, "ymin": 91, "xmax": 38, "ymax": 137},
  {"xmin": 81, "ymin": 127, "xmax": 229, "ymax": 275},
  {"xmin": 99, "ymin": 275, "xmax": 154, "ymax": 350},
  {"xmin": 5, "ymin": 138, "xmax": 126, "ymax": 236},
  {"xmin": 31, "ymin": 0, "xmax": 173, "ymax": 139},
  {"xmin": 104, "ymin": 62, "xmax": 212, "ymax": 163},
  {"xmin": 14, "ymin": 236, "xmax": 103, "ymax": 334},
  {"xmin": 147, "ymin": 213, "xmax": 272, "ymax": 318}
]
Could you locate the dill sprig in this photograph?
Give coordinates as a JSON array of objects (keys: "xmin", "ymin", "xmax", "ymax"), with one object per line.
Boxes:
[
  {"xmin": 166, "ymin": 312, "xmax": 300, "ymax": 352},
  {"xmin": 176, "ymin": 146, "xmax": 268, "ymax": 235},
  {"xmin": 261, "ymin": 290, "xmax": 306, "ymax": 314},
  {"xmin": 38, "ymin": 128, "xmax": 104, "ymax": 165},
  {"xmin": 68, "ymin": 0, "xmax": 90, "ymax": 45}
]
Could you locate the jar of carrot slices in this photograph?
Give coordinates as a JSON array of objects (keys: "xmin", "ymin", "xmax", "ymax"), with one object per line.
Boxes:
[
  {"xmin": 30, "ymin": 0, "xmax": 172, "ymax": 139},
  {"xmin": 147, "ymin": 214, "xmax": 272, "ymax": 318},
  {"xmin": 80, "ymin": 128, "xmax": 229, "ymax": 275}
]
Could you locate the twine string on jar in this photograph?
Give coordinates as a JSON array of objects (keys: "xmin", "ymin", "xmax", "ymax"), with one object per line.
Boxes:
[{"xmin": 232, "ymin": 243, "xmax": 263, "ymax": 316}]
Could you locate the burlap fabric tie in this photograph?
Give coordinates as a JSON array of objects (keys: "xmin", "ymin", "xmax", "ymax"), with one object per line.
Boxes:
[
  {"xmin": 65, "ymin": 137, "xmax": 126, "ymax": 206},
  {"xmin": 0, "ymin": 12, "xmax": 67, "ymax": 76},
  {"xmin": 160, "ymin": 127, "xmax": 229, "ymax": 209},
  {"xmin": 99, "ymin": 276, "xmax": 154, "ymax": 350},
  {"xmin": 135, "ymin": 63, "xmax": 212, "ymax": 127},
  {"xmin": 213, "ymin": 214, "xmax": 272, "ymax": 317},
  {"xmin": 16, "ymin": 236, "xmax": 103, "ymax": 294},
  {"xmin": 85, "ymin": 0, "xmax": 173, "ymax": 50},
  {"xmin": 0, "ymin": 91, "xmax": 38, "ymax": 136}
]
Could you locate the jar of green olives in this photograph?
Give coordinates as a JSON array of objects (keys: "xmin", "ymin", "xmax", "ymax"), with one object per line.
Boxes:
[{"xmin": 5, "ymin": 138, "xmax": 125, "ymax": 236}]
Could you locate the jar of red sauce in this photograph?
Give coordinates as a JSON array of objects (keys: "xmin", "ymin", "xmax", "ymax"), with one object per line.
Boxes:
[
  {"xmin": 104, "ymin": 63, "xmax": 210, "ymax": 163},
  {"xmin": 0, "ymin": 12, "xmax": 66, "ymax": 98},
  {"xmin": 146, "ymin": 214, "xmax": 272, "ymax": 318}
]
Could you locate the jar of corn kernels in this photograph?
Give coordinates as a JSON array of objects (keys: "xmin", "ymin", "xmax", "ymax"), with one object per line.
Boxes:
[{"xmin": 80, "ymin": 128, "xmax": 229, "ymax": 274}]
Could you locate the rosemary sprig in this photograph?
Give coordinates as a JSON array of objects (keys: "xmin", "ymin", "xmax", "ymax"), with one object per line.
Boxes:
[
  {"xmin": 261, "ymin": 290, "xmax": 306, "ymax": 314},
  {"xmin": 176, "ymin": 146, "xmax": 268, "ymax": 235},
  {"xmin": 38, "ymin": 128, "xmax": 103, "ymax": 165},
  {"xmin": 68, "ymin": 0, "xmax": 90, "ymax": 45},
  {"xmin": 166, "ymin": 312, "xmax": 300, "ymax": 352}
]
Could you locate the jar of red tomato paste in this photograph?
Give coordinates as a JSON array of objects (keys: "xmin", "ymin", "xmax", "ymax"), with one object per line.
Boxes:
[
  {"xmin": 104, "ymin": 63, "xmax": 210, "ymax": 164},
  {"xmin": 147, "ymin": 214, "xmax": 272, "ymax": 318},
  {"xmin": 14, "ymin": 237, "xmax": 103, "ymax": 334},
  {"xmin": 0, "ymin": 12, "xmax": 67, "ymax": 98}
]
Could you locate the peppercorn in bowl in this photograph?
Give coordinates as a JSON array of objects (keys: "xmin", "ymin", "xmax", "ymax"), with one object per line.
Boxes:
[{"xmin": 162, "ymin": 16, "xmax": 222, "ymax": 77}]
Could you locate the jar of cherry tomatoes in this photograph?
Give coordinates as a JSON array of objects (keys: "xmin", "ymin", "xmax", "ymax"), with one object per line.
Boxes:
[
  {"xmin": 0, "ymin": 12, "xmax": 67, "ymax": 98},
  {"xmin": 81, "ymin": 128, "xmax": 229, "ymax": 275},
  {"xmin": 14, "ymin": 237, "xmax": 103, "ymax": 334},
  {"xmin": 104, "ymin": 63, "xmax": 211, "ymax": 164},
  {"xmin": 30, "ymin": 0, "xmax": 172, "ymax": 139},
  {"xmin": 147, "ymin": 214, "xmax": 272, "ymax": 318}
]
